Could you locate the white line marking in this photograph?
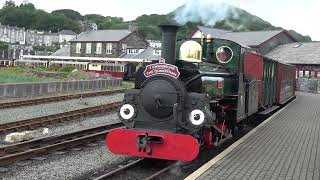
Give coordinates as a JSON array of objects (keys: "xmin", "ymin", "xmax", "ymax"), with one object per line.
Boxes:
[{"xmin": 184, "ymin": 99, "xmax": 296, "ymax": 180}]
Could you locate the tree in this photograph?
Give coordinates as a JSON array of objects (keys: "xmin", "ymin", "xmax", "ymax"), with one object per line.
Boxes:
[
  {"xmin": 3, "ymin": 0, "xmax": 15, "ymax": 8},
  {"xmin": 0, "ymin": 41, "xmax": 9, "ymax": 50},
  {"xmin": 52, "ymin": 9, "xmax": 83, "ymax": 21}
]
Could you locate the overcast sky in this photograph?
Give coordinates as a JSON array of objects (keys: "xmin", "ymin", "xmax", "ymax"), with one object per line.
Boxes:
[{"xmin": 1, "ymin": 0, "xmax": 319, "ymax": 40}]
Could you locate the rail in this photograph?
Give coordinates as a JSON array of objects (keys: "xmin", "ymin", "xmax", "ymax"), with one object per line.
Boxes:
[
  {"xmin": 0, "ymin": 89, "xmax": 125, "ymax": 109},
  {"xmin": 0, "ymin": 123, "xmax": 124, "ymax": 166},
  {"xmin": 0, "ymin": 101, "xmax": 121, "ymax": 134}
]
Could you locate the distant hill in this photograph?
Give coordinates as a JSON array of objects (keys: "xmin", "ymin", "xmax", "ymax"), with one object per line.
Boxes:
[
  {"xmin": 170, "ymin": 2, "xmax": 311, "ymax": 42},
  {"xmin": 0, "ymin": 1, "xmax": 311, "ymax": 42}
]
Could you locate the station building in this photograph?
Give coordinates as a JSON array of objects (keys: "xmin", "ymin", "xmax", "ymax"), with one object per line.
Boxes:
[{"xmin": 266, "ymin": 42, "xmax": 320, "ymax": 78}]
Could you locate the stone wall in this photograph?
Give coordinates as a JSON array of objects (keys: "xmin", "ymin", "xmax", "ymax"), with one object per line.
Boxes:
[
  {"xmin": 0, "ymin": 79, "xmax": 122, "ymax": 98},
  {"xmin": 296, "ymin": 78, "xmax": 320, "ymax": 93}
]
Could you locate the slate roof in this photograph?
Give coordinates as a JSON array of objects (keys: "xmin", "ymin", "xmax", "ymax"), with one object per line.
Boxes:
[
  {"xmin": 266, "ymin": 42, "xmax": 320, "ymax": 64},
  {"xmin": 70, "ymin": 30, "xmax": 131, "ymax": 42},
  {"xmin": 58, "ymin": 30, "xmax": 77, "ymax": 35},
  {"xmin": 121, "ymin": 47, "xmax": 161, "ymax": 60},
  {"xmin": 195, "ymin": 26, "xmax": 288, "ymax": 47},
  {"xmin": 222, "ymin": 30, "xmax": 285, "ymax": 46},
  {"xmin": 51, "ymin": 46, "xmax": 71, "ymax": 56},
  {"xmin": 198, "ymin": 26, "xmax": 230, "ymax": 37}
]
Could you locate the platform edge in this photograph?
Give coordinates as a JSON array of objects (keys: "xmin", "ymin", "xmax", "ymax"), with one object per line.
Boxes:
[{"xmin": 184, "ymin": 99, "xmax": 295, "ymax": 180}]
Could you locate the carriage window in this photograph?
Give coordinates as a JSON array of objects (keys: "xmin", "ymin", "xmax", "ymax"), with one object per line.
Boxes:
[
  {"xmin": 216, "ymin": 46, "xmax": 233, "ymax": 64},
  {"xmin": 311, "ymin": 71, "xmax": 315, "ymax": 77}
]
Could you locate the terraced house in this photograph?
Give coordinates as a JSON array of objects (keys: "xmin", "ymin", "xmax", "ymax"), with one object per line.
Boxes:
[{"xmin": 69, "ymin": 28, "xmax": 149, "ymax": 58}]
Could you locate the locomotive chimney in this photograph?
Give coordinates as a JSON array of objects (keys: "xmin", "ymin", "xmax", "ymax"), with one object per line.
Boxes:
[{"xmin": 159, "ymin": 24, "xmax": 179, "ymax": 65}]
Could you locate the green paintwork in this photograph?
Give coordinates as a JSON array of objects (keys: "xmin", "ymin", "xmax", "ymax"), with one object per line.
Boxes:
[
  {"xmin": 210, "ymin": 39, "xmax": 242, "ymax": 74},
  {"xmin": 262, "ymin": 59, "xmax": 277, "ymax": 106}
]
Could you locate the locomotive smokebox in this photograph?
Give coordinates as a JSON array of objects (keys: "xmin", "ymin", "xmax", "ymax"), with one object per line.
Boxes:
[{"xmin": 159, "ymin": 24, "xmax": 179, "ymax": 65}]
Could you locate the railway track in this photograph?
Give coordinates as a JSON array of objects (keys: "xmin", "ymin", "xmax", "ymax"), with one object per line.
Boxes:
[
  {"xmin": 0, "ymin": 123, "xmax": 124, "ymax": 166},
  {"xmin": 0, "ymin": 89, "xmax": 125, "ymax": 109},
  {"xmin": 93, "ymin": 158, "xmax": 177, "ymax": 180},
  {"xmin": 0, "ymin": 101, "xmax": 121, "ymax": 134}
]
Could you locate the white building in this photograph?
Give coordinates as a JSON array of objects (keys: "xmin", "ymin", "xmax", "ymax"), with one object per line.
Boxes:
[
  {"xmin": 0, "ymin": 23, "xmax": 26, "ymax": 45},
  {"xmin": 147, "ymin": 40, "xmax": 162, "ymax": 56},
  {"xmin": 58, "ymin": 30, "xmax": 77, "ymax": 44}
]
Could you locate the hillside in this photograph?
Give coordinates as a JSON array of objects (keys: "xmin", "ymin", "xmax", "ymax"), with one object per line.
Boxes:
[{"xmin": 0, "ymin": 1, "xmax": 312, "ymax": 42}]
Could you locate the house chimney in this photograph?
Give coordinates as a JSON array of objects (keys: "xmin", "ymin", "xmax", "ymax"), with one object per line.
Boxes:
[{"xmin": 159, "ymin": 24, "xmax": 179, "ymax": 65}]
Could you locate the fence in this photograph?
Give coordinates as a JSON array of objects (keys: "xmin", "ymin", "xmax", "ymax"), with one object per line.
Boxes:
[
  {"xmin": 0, "ymin": 79, "xmax": 122, "ymax": 98},
  {"xmin": 296, "ymin": 78, "xmax": 320, "ymax": 94}
]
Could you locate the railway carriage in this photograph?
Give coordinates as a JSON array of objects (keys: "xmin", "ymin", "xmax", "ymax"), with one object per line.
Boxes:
[
  {"xmin": 49, "ymin": 61, "xmax": 89, "ymax": 70},
  {"xmin": 15, "ymin": 55, "xmax": 148, "ymax": 79},
  {"xmin": 87, "ymin": 63, "xmax": 126, "ymax": 77},
  {"xmin": 0, "ymin": 59, "xmax": 14, "ymax": 67},
  {"xmin": 106, "ymin": 24, "xmax": 296, "ymax": 162},
  {"xmin": 276, "ymin": 62, "xmax": 296, "ymax": 104},
  {"xmin": 14, "ymin": 59, "xmax": 49, "ymax": 68}
]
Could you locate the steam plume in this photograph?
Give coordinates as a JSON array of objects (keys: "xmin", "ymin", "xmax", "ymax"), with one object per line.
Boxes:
[{"xmin": 174, "ymin": 0, "xmax": 236, "ymax": 26}]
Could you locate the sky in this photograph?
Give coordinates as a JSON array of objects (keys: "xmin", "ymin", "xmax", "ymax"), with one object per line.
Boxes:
[{"xmin": 0, "ymin": 0, "xmax": 319, "ymax": 40}]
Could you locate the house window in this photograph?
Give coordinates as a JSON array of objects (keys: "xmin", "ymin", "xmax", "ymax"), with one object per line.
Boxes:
[
  {"xmin": 86, "ymin": 43, "xmax": 91, "ymax": 54},
  {"xmin": 106, "ymin": 43, "xmax": 112, "ymax": 54},
  {"xmin": 153, "ymin": 50, "xmax": 161, "ymax": 55},
  {"xmin": 96, "ymin": 43, "xmax": 102, "ymax": 54},
  {"xmin": 122, "ymin": 43, "xmax": 127, "ymax": 52},
  {"xmin": 127, "ymin": 49, "xmax": 139, "ymax": 54},
  {"xmin": 76, "ymin": 43, "xmax": 81, "ymax": 53}
]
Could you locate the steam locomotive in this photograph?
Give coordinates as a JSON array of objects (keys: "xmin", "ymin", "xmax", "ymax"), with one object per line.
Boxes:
[{"xmin": 106, "ymin": 24, "xmax": 296, "ymax": 161}]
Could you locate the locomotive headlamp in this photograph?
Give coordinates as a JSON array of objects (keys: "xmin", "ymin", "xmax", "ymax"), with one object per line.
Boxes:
[
  {"xmin": 189, "ymin": 109, "xmax": 205, "ymax": 125},
  {"xmin": 120, "ymin": 104, "xmax": 135, "ymax": 120}
]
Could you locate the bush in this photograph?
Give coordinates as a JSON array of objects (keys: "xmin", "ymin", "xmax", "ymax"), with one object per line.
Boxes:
[
  {"xmin": 58, "ymin": 65, "xmax": 76, "ymax": 73},
  {"xmin": 47, "ymin": 64, "xmax": 61, "ymax": 71}
]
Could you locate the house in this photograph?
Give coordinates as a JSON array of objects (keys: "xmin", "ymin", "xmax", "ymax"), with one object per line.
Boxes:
[
  {"xmin": 69, "ymin": 29, "xmax": 149, "ymax": 58},
  {"xmin": 79, "ymin": 21, "xmax": 98, "ymax": 32},
  {"xmin": 0, "ymin": 23, "xmax": 25, "ymax": 45},
  {"xmin": 266, "ymin": 42, "xmax": 320, "ymax": 78},
  {"xmin": 25, "ymin": 30, "xmax": 59, "ymax": 46},
  {"xmin": 58, "ymin": 30, "xmax": 77, "ymax": 44},
  {"xmin": 190, "ymin": 26, "xmax": 296, "ymax": 55},
  {"xmin": 121, "ymin": 46, "xmax": 161, "ymax": 60},
  {"xmin": 147, "ymin": 40, "xmax": 162, "ymax": 56}
]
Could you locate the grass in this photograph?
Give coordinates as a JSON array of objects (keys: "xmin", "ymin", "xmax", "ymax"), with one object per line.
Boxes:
[
  {"xmin": 0, "ymin": 67, "xmax": 54, "ymax": 84},
  {"xmin": 0, "ymin": 66, "xmax": 90, "ymax": 84}
]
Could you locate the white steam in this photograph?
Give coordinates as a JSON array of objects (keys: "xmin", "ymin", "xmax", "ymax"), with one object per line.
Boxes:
[{"xmin": 174, "ymin": 0, "xmax": 235, "ymax": 26}]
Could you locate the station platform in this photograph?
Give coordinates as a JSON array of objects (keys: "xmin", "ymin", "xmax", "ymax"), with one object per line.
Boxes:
[{"xmin": 186, "ymin": 92, "xmax": 320, "ymax": 180}]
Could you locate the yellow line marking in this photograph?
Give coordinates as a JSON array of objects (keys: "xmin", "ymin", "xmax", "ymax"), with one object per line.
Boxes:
[{"xmin": 185, "ymin": 99, "xmax": 295, "ymax": 180}]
